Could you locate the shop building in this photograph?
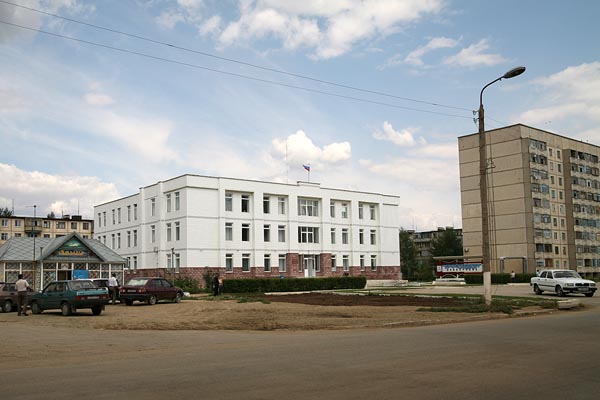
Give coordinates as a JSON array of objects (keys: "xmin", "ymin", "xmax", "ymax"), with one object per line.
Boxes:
[{"xmin": 0, "ymin": 232, "xmax": 127, "ymax": 289}]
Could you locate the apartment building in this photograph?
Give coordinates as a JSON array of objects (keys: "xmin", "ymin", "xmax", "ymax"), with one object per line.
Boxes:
[
  {"xmin": 93, "ymin": 174, "xmax": 401, "ymax": 280},
  {"xmin": 459, "ymin": 124, "xmax": 600, "ymax": 278},
  {"xmin": 409, "ymin": 227, "xmax": 463, "ymax": 265},
  {"xmin": 0, "ymin": 215, "xmax": 93, "ymax": 246}
]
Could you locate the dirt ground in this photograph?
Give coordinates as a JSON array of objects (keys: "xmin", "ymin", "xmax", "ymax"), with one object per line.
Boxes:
[{"xmin": 0, "ymin": 292, "xmax": 551, "ymax": 331}]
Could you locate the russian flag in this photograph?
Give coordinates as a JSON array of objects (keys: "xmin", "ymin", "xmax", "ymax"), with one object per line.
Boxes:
[{"xmin": 303, "ymin": 164, "xmax": 310, "ymax": 172}]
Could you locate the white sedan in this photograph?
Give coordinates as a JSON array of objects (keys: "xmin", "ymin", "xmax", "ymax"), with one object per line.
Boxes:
[{"xmin": 531, "ymin": 269, "xmax": 597, "ymax": 297}]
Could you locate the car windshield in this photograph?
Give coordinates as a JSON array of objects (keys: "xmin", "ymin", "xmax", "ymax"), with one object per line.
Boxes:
[
  {"xmin": 69, "ymin": 281, "xmax": 96, "ymax": 290},
  {"xmin": 126, "ymin": 278, "xmax": 150, "ymax": 286},
  {"xmin": 554, "ymin": 271, "xmax": 581, "ymax": 279}
]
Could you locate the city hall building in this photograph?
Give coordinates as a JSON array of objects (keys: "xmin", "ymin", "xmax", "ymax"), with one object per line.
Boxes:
[
  {"xmin": 93, "ymin": 175, "xmax": 401, "ymax": 281},
  {"xmin": 0, "ymin": 232, "xmax": 127, "ymax": 290}
]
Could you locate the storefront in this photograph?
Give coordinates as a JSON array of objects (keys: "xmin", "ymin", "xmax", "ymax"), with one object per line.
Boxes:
[{"xmin": 0, "ymin": 233, "xmax": 126, "ymax": 290}]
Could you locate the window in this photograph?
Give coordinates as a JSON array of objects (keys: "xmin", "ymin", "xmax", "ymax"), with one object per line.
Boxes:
[
  {"xmin": 263, "ymin": 196, "xmax": 270, "ymax": 214},
  {"xmin": 175, "ymin": 222, "xmax": 180, "ymax": 241},
  {"xmin": 330, "ymin": 228, "xmax": 336, "ymax": 244},
  {"xmin": 166, "ymin": 193, "xmax": 172, "ymax": 212},
  {"xmin": 133, "ymin": 256, "xmax": 138, "ymax": 270},
  {"xmin": 242, "ymin": 223, "xmax": 250, "ymax": 242},
  {"xmin": 298, "ymin": 198, "xmax": 319, "ymax": 216},
  {"xmin": 111, "ymin": 234, "xmax": 115, "ymax": 249},
  {"xmin": 358, "ymin": 204, "xmax": 364, "ymax": 219},
  {"xmin": 343, "ymin": 255, "xmax": 349, "ymax": 271},
  {"xmin": 103, "ymin": 211, "xmax": 106, "ymax": 226},
  {"xmin": 225, "ymin": 223, "xmax": 233, "ymax": 241},
  {"xmin": 370, "ymin": 205, "xmax": 376, "ymax": 220},
  {"xmin": 264, "ymin": 254, "xmax": 271, "ymax": 272},
  {"xmin": 359, "ymin": 229, "xmax": 364, "ymax": 244},
  {"xmin": 166, "ymin": 223, "xmax": 172, "ymax": 241},
  {"xmin": 341, "ymin": 203, "xmax": 348, "ymax": 218},
  {"xmin": 112, "ymin": 209, "xmax": 115, "ymax": 224},
  {"xmin": 278, "ymin": 197, "xmax": 286, "ymax": 214},
  {"xmin": 1, "ymin": 233, "xmax": 7, "ymax": 240},
  {"xmin": 278, "ymin": 254, "xmax": 286, "ymax": 272},
  {"xmin": 83, "ymin": 222, "xmax": 89, "ymax": 230},
  {"xmin": 127, "ymin": 231, "xmax": 131, "ymax": 247},
  {"xmin": 331, "ymin": 255, "xmax": 337, "ymax": 272},
  {"xmin": 264, "ymin": 225, "xmax": 271, "ymax": 242},
  {"xmin": 342, "ymin": 228, "xmax": 349, "ymax": 244},
  {"xmin": 1, "ymin": 219, "xmax": 7, "ymax": 227},
  {"xmin": 370, "ymin": 230, "xmax": 376, "ymax": 245},
  {"xmin": 133, "ymin": 230, "xmax": 138, "ymax": 247},
  {"xmin": 175, "ymin": 192, "xmax": 180, "ymax": 211},
  {"xmin": 278, "ymin": 225, "xmax": 286, "ymax": 242},
  {"xmin": 57, "ymin": 221, "xmax": 65, "ymax": 229},
  {"xmin": 117, "ymin": 208, "xmax": 121, "ymax": 223},
  {"xmin": 97, "ymin": 213, "xmax": 101, "ymax": 227},
  {"xmin": 242, "ymin": 254, "xmax": 250, "ymax": 272},
  {"xmin": 330, "ymin": 201, "xmax": 335, "ymax": 218},
  {"xmin": 370, "ymin": 255, "xmax": 377, "ymax": 271},
  {"xmin": 360, "ymin": 255, "xmax": 365, "ymax": 271},
  {"xmin": 557, "ymin": 149, "xmax": 561, "ymax": 158},
  {"xmin": 133, "ymin": 204, "xmax": 138, "ymax": 220},
  {"xmin": 241, "ymin": 195, "xmax": 250, "ymax": 213},
  {"xmin": 150, "ymin": 198, "xmax": 156, "ymax": 216},
  {"xmin": 151, "ymin": 225, "xmax": 156, "ymax": 243},
  {"xmin": 226, "ymin": 254, "xmax": 233, "ymax": 272},
  {"xmin": 71, "ymin": 222, "xmax": 77, "ymax": 230},
  {"xmin": 166, "ymin": 253, "xmax": 172, "ymax": 269},
  {"xmin": 225, "ymin": 193, "xmax": 233, "ymax": 211},
  {"xmin": 127, "ymin": 205, "xmax": 131, "ymax": 222},
  {"xmin": 558, "ymin": 164, "xmax": 562, "ymax": 173},
  {"xmin": 298, "ymin": 226, "xmax": 319, "ymax": 243}
]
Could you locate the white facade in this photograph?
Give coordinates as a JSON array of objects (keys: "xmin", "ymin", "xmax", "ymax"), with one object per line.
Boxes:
[{"xmin": 93, "ymin": 175, "xmax": 400, "ymax": 278}]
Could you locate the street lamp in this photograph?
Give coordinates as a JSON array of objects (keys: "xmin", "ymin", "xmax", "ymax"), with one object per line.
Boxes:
[
  {"xmin": 26, "ymin": 205, "xmax": 37, "ymax": 287},
  {"xmin": 478, "ymin": 66, "xmax": 526, "ymax": 305}
]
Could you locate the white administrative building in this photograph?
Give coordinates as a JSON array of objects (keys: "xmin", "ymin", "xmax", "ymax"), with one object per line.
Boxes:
[{"xmin": 93, "ymin": 175, "xmax": 401, "ymax": 281}]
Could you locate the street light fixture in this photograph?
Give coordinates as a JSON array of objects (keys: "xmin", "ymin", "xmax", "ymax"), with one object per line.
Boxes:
[{"xmin": 478, "ymin": 66, "xmax": 526, "ymax": 305}]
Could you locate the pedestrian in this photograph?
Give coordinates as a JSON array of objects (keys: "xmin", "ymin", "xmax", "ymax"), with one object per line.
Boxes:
[
  {"xmin": 510, "ymin": 270, "xmax": 516, "ymax": 283},
  {"xmin": 15, "ymin": 274, "xmax": 30, "ymax": 316},
  {"xmin": 218, "ymin": 276, "xmax": 224, "ymax": 295},
  {"xmin": 108, "ymin": 273, "xmax": 119, "ymax": 304},
  {"xmin": 212, "ymin": 274, "xmax": 219, "ymax": 296}
]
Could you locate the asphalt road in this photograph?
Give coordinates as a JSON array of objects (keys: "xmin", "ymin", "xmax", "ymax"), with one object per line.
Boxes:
[{"xmin": 3, "ymin": 285, "xmax": 599, "ymax": 400}]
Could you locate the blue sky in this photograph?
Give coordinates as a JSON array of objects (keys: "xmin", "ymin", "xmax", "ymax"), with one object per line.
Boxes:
[{"xmin": 1, "ymin": 0, "xmax": 599, "ymax": 230}]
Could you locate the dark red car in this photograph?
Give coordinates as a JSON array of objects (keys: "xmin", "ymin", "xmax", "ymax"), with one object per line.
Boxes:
[{"xmin": 119, "ymin": 277, "xmax": 184, "ymax": 306}]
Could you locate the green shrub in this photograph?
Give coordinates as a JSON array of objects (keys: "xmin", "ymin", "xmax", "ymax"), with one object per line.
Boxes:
[
  {"xmin": 173, "ymin": 276, "xmax": 202, "ymax": 294},
  {"xmin": 223, "ymin": 276, "xmax": 367, "ymax": 293}
]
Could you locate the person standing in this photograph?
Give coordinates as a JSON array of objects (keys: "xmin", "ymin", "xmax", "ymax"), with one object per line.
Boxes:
[
  {"xmin": 108, "ymin": 274, "xmax": 119, "ymax": 304},
  {"xmin": 212, "ymin": 274, "xmax": 219, "ymax": 296},
  {"xmin": 218, "ymin": 276, "xmax": 224, "ymax": 295},
  {"xmin": 510, "ymin": 270, "xmax": 516, "ymax": 284},
  {"xmin": 15, "ymin": 274, "xmax": 30, "ymax": 316}
]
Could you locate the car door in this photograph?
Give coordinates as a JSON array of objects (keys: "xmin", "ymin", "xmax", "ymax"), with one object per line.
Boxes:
[
  {"xmin": 160, "ymin": 279, "xmax": 176, "ymax": 300},
  {"xmin": 42, "ymin": 283, "xmax": 60, "ymax": 309},
  {"xmin": 542, "ymin": 271, "xmax": 554, "ymax": 290}
]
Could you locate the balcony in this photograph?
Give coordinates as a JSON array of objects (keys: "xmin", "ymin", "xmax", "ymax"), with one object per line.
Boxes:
[{"xmin": 24, "ymin": 219, "xmax": 43, "ymax": 234}]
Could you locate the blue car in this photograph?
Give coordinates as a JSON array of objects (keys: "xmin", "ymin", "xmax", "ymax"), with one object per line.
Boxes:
[{"xmin": 29, "ymin": 280, "xmax": 110, "ymax": 316}]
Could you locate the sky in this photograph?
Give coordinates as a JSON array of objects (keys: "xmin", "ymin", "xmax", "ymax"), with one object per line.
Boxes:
[{"xmin": 1, "ymin": 0, "xmax": 599, "ymax": 230}]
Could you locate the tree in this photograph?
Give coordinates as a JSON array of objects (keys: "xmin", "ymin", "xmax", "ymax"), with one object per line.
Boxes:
[
  {"xmin": 0, "ymin": 207, "xmax": 13, "ymax": 217},
  {"xmin": 47, "ymin": 211, "xmax": 56, "ymax": 219},
  {"xmin": 399, "ymin": 229, "xmax": 418, "ymax": 281},
  {"xmin": 430, "ymin": 228, "xmax": 463, "ymax": 258}
]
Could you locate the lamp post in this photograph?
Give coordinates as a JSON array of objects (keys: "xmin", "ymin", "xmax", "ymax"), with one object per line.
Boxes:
[{"xmin": 479, "ymin": 66, "xmax": 526, "ymax": 305}]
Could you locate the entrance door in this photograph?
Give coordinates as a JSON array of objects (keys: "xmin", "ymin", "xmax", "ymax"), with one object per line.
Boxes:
[
  {"xmin": 57, "ymin": 270, "xmax": 72, "ymax": 281},
  {"xmin": 304, "ymin": 256, "xmax": 315, "ymax": 278}
]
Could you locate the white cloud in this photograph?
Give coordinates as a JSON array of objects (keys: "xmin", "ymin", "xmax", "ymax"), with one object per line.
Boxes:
[
  {"xmin": 199, "ymin": 15, "xmax": 222, "ymax": 36},
  {"xmin": 372, "ymin": 122, "xmax": 424, "ymax": 147},
  {"xmin": 0, "ymin": 163, "xmax": 120, "ymax": 218},
  {"xmin": 443, "ymin": 39, "xmax": 506, "ymax": 67},
  {"xmin": 383, "ymin": 36, "xmax": 458, "ymax": 69},
  {"xmin": 84, "ymin": 93, "xmax": 114, "ymax": 107},
  {"xmin": 271, "ymin": 130, "xmax": 351, "ymax": 166},
  {"xmin": 213, "ymin": 0, "xmax": 445, "ymax": 59},
  {"xmin": 156, "ymin": 0, "xmax": 204, "ymax": 29}
]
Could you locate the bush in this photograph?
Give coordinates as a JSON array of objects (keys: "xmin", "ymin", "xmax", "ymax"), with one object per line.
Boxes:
[
  {"xmin": 463, "ymin": 273, "xmax": 537, "ymax": 285},
  {"xmin": 223, "ymin": 276, "xmax": 367, "ymax": 293},
  {"xmin": 173, "ymin": 276, "xmax": 202, "ymax": 294}
]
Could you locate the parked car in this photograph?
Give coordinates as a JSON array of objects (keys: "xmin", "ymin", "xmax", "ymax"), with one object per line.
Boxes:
[
  {"xmin": 29, "ymin": 280, "xmax": 110, "ymax": 316},
  {"xmin": 120, "ymin": 277, "xmax": 184, "ymax": 306},
  {"xmin": 531, "ymin": 269, "xmax": 597, "ymax": 297},
  {"xmin": 1, "ymin": 282, "xmax": 18, "ymax": 312}
]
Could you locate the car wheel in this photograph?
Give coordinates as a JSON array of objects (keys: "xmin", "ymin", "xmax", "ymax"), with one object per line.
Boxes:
[
  {"xmin": 91, "ymin": 305, "xmax": 103, "ymax": 315},
  {"xmin": 173, "ymin": 292, "xmax": 182, "ymax": 303},
  {"xmin": 31, "ymin": 302, "xmax": 42, "ymax": 314},
  {"xmin": 584, "ymin": 292, "xmax": 594, "ymax": 297},
  {"xmin": 61, "ymin": 302, "xmax": 72, "ymax": 316},
  {"xmin": 125, "ymin": 299, "xmax": 133, "ymax": 306},
  {"xmin": 533, "ymin": 284, "xmax": 543, "ymax": 295},
  {"xmin": 148, "ymin": 295, "xmax": 157, "ymax": 305},
  {"xmin": 2, "ymin": 300, "xmax": 12, "ymax": 313},
  {"xmin": 555, "ymin": 285, "xmax": 566, "ymax": 297}
]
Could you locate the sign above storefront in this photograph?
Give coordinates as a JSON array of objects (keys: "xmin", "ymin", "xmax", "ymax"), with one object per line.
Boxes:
[{"xmin": 55, "ymin": 238, "xmax": 90, "ymax": 258}]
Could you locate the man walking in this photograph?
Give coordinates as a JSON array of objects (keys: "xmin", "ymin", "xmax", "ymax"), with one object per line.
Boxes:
[
  {"xmin": 108, "ymin": 274, "xmax": 119, "ymax": 304},
  {"xmin": 15, "ymin": 274, "xmax": 30, "ymax": 316}
]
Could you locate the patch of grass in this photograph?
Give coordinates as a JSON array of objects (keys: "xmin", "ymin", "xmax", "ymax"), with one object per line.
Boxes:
[{"xmin": 417, "ymin": 296, "xmax": 558, "ymax": 314}]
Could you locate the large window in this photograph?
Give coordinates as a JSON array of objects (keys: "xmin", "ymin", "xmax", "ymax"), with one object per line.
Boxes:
[
  {"xmin": 127, "ymin": 231, "xmax": 131, "ymax": 247},
  {"xmin": 370, "ymin": 229, "xmax": 376, "ymax": 245},
  {"xmin": 264, "ymin": 225, "xmax": 271, "ymax": 242},
  {"xmin": 133, "ymin": 204, "xmax": 138, "ymax": 220},
  {"xmin": 151, "ymin": 225, "xmax": 156, "ymax": 243},
  {"xmin": 150, "ymin": 198, "xmax": 156, "ymax": 217},
  {"xmin": 242, "ymin": 254, "xmax": 250, "ymax": 272},
  {"xmin": 263, "ymin": 196, "xmax": 270, "ymax": 214},
  {"xmin": 298, "ymin": 198, "xmax": 319, "ymax": 216},
  {"xmin": 175, "ymin": 192, "xmax": 180, "ymax": 211},
  {"xmin": 127, "ymin": 205, "xmax": 131, "ymax": 222},
  {"xmin": 370, "ymin": 255, "xmax": 377, "ymax": 271},
  {"xmin": 331, "ymin": 255, "xmax": 337, "ymax": 272},
  {"xmin": 167, "ymin": 193, "xmax": 172, "ymax": 212},
  {"xmin": 358, "ymin": 204, "xmax": 364, "ymax": 219},
  {"xmin": 166, "ymin": 223, "xmax": 172, "ymax": 242},
  {"xmin": 278, "ymin": 225, "xmax": 286, "ymax": 242},
  {"xmin": 343, "ymin": 255, "xmax": 349, "ymax": 271},
  {"xmin": 225, "ymin": 222, "xmax": 233, "ymax": 241},
  {"xmin": 226, "ymin": 254, "xmax": 233, "ymax": 272},
  {"xmin": 360, "ymin": 255, "xmax": 365, "ymax": 271},
  {"xmin": 330, "ymin": 228, "xmax": 336, "ymax": 244},
  {"xmin": 370, "ymin": 205, "xmax": 376, "ymax": 220},
  {"xmin": 342, "ymin": 228, "xmax": 349, "ymax": 244},
  {"xmin": 133, "ymin": 230, "xmax": 138, "ymax": 247},
  {"xmin": 278, "ymin": 197, "xmax": 286, "ymax": 214},
  {"xmin": 278, "ymin": 254, "xmax": 286, "ymax": 272},
  {"xmin": 359, "ymin": 229, "xmax": 364, "ymax": 244},
  {"xmin": 175, "ymin": 222, "xmax": 180, "ymax": 241},
  {"xmin": 241, "ymin": 195, "xmax": 250, "ymax": 213},
  {"xmin": 242, "ymin": 223, "xmax": 250, "ymax": 242},
  {"xmin": 264, "ymin": 254, "xmax": 271, "ymax": 272},
  {"xmin": 225, "ymin": 193, "xmax": 233, "ymax": 212},
  {"xmin": 341, "ymin": 203, "xmax": 348, "ymax": 219},
  {"xmin": 298, "ymin": 226, "xmax": 319, "ymax": 243},
  {"xmin": 330, "ymin": 201, "xmax": 335, "ymax": 218}
]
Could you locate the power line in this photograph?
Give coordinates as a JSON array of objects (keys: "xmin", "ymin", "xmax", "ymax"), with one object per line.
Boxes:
[
  {"xmin": 0, "ymin": 0, "xmax": 474, "ymax": 113},
  {"xmin": 0, "ymin": 19, "xmax": 475, "ymax": 120}
]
